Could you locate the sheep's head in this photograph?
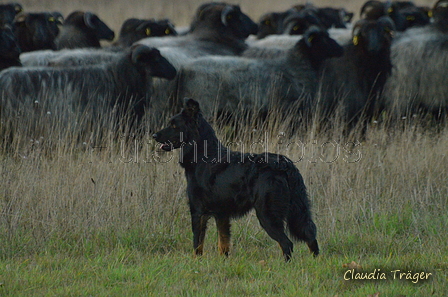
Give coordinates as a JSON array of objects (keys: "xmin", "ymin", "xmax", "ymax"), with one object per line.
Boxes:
[
  {"xmin": 257, "ymin": 12, "xmax": 287, "ymax": 39},
  {"xmin": 0, "ymin": 3, "xmax": 23, "ymax": 26},
  {"xmin": 360, "ymin": 0, "xmax": 387, "ymax": 20},
  {"xmin": 298, "ymin": 26, "xmax": 343, "ymax": 69},
  {"xmin": 283, "ymin": 10, "xmax": 323, "ymax": 35},
  {"xmin": 118, "ymin": 18, "xmax": 177, "ymax": 46},
  {"xmin": 83, "ymin": 11, "xmax": 115, "ymax": 41},
  {"xmin": 352, "ymin": 16, "xmax": 395, "ymax": 55},
  {"xmin": 130, "ymin": 45, "xmax": 177, "ymax": 80},
  {"xmin": 432, "ymin": 0, "xmax": 448, "ymax": 31},
  {"xmin": 14, "ymin": 12, "xmax": 63, "ymax": 50},
  {"xmin": 190, "ymin": 2, "xmax": 258, "ymax": 39}
]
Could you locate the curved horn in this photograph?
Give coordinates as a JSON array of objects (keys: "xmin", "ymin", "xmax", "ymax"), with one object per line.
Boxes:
[
  {"xmin": 84, "ymin": 11, "xmax": 96, "ymax": 29},
  {"xmin": 221, "ymin": 5, "xmax": 235, "ymax": 26},
  {"xmin": 352, "ymin": 19, "xmax": 368, "ymax": 36},
  {"xmin": 377, "ymin": 16, "xmax": 396, "ymax": 30},
  {"xmin": 131, "ymin": 45, "xmax": 152, "ymax": 64}
]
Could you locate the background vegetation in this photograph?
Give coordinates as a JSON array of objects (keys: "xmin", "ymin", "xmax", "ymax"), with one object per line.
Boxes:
[{"xmin": 1, "ymin": 0, "xmax": 447, "ymax": 296}]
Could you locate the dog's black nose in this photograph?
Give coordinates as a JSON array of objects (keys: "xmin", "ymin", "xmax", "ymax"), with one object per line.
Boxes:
[{"xmin": 152, "ymin": 133, "xmax": 158, "ymax": 140}]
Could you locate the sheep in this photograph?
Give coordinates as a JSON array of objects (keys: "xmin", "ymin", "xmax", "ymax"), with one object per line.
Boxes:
[
  {"xmin": 383, "ymin": 0, "xmax": 448, "ymax": 120},
  {"xmin": 282, "ymin": 10, "xmax": 325, "ymax": 36},
  {"xmin": 136, "ymin": 2, "xmax": 258, "ymax": 57},
  {"xmin": 0, "ymin": 45, "xmax": 176, "ymax": 123},
  {"xmin": 360, "ymin": 1, "xmax": 430, "ymax": 31},
  {"xmin": 0, "ymin": 3, "xmax": 22, "ymax": 26},
  {"xmin": 14, "ymin": 12, "xmax": 64, "ymax": 52},
  {"xmin": 149, "ymin": 27, "xmax": 343, "ymax": 126},
  {"xmin": 256, "ymin": 5, "xmax": 353, "ymax": 39},
  {"xmin": 316, "ymin": 16, "xmax": 395, "ymax": 126},
  {"xmin": 55, "ymin": 11, "xmax": 115, "ymax": 50},
  {"xmin": 360, "ymin": 1, "xmax": 387, "ymax": 20},
  {"xmin": 314, "ymin": 7, "xmax": 354, "ymax": 29},
  {"xmin": 19, "ymin": 48, "xmax": 120, "ymax": 67},
  {"xmin": 387, "ymin": 2, "xmax": 430, "ymax": 31},
  {"xmin": 0, "ymin": 24, "xmax": 21, "ymax": 70},
  {"xmin": 256, "ymin": 10, "xmax": 295, "ymax": 39},
  {"xmin": 243, "ymin": 25, "xmax": 353, "ymax": 60},
  {"xmin": 113, "ymin": 18, "xmax": 177, "ymax": 48}
]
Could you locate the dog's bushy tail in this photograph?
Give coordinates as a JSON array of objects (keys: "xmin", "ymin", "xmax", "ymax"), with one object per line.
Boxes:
[{"xmin": 285, "ymin": 162, "xmax": 319, "ymax": 256}]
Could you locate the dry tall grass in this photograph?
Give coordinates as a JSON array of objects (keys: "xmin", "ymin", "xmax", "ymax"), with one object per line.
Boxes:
[{"xmin": 1, "ymin": 92, "xmax": 447, "ymax": 259}]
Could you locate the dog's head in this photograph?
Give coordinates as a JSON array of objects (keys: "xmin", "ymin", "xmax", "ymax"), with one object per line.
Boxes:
[{"xmin": 153, "ymin": 98, "xmax": 201, "ymax": 151}]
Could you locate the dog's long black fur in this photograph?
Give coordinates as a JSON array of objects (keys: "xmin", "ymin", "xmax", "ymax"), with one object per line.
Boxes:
[{"xmin": 153, "ymin": 98, "xmax": 319, "ymax": 261}]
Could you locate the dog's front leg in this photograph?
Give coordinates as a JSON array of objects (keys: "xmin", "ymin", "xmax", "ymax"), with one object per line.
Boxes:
[
  {"xmin": 191, "ymin": 213, "xmax": 210, "ymax": 256},
  {"xmin": 216, "ymin": 216, "xmax": 231, "ymax": 257}
]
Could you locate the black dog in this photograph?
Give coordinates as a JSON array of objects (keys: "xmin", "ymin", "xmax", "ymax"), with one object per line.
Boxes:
[{"xmin": 153, "ymin": 98, "xmax": 319, "ymax": 261}]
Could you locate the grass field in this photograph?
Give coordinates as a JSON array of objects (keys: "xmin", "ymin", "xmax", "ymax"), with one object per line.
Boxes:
[{"xmin": 1, "ymin": 0, "xmax": 448, "ymax": 296}]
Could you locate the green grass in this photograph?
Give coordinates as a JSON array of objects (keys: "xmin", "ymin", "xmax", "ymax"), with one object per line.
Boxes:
[
  {"xmin": 1, "ymin": 238, "xmax": 446, "ymax": 296},
  {"xmin": 1, "ymin": 123, "xmax": 447, "ymax": 295}
]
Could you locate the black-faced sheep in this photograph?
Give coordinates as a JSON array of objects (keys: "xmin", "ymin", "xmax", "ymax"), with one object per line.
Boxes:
[
  {"xmin": 387, "ymin": 2, "xmax": 430, "ymax": 31},
  {"xmin": 14, "ymin": 12, "xmax": 63, "ymax": 52},
  {"xmin": 383, "ymin": 0, "xmax": 448, "ymax": 120},
  {"xmin": 136, "ymin": 2, "xmax": 258, "ymax": 57},
  {"xmin": 256, "ymin": 10, "xmax": 294, "ymax": 39},
  {"xmin": 282, "ymin": 10, "xmax": 325, "ymax": 36},
  {"xmin": 55, "ymin": 11, "xmax": 115, "ymax": 50},
  {"xmin": 149, "ymin": 27, "xmax": 343, "ymax": 125},
  {"xmin": 360, "ymin": 1, "xmax": 430, "ymax": 31},
  {"xmin": 113, "ymin": 18, "xmax": 177, "ymax": 48},
  {"xmin": 256, "ymin": 5, "xmax": 353, "ymax": 39},
  {"xmin": 316, "ymin": 16, "xmax": 395, "ymax": 125},
  {"xmin": 315, "ymin": 7, "xmax": 354, "ymax": 29},
  {"xmin": 0, "ymin": 24, "xmax": 21, "ymax": 70},
  {"xmin": 0, "ymin": 45, "xmax": 176, "ymax": 122},
  {"xmin": 0, "ymin": 3, "xmax": 22, "ymax": 26}
]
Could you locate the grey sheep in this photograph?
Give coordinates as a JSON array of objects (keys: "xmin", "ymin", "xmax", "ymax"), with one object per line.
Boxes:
[
  {"xmin": 150, "ymin": 27, "xmax": 343, "ymax": 125},
  {"xmin": 0, "ymin": 24, "xmax": 21, "ymax": 70},
  {"xmin": 316, "ymin": 16, "xmax": 395, "ymax": 126},
  {"xmin": 0, "ymin": 45, "xmax": 176, "ymax": 123},
  {"xmin": 14, "ymin": 12, "xmax": 63, "ymax": 52},
  {"xmin": 243, "ymin": 26, "xmax": 352, "ymax": 59},
  {"xmin": 136, "ymin": 2, "xmax": 258, "ymax": 58},
  {"xmin": 55, "ymin": 11, "xmax": 115, "ymax": 50},
  {"xmin": 20, "ymin": 48, "xmax": 120, "ymax": 67},
  {"xmin": 383, "ymin": 0, "xmax": 448, "ymax": 120}
]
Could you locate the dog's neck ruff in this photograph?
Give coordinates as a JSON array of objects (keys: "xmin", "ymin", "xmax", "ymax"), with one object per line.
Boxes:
[{"xmin": 179, "ymin": 115, "xmax": 228, "ymax": 167}]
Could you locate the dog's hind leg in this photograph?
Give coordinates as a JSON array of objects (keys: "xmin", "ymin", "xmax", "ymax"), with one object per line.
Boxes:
[
  {"xmin": 191, "ymin": 214, "xmax": 210, "ymax": 256},
  {"xmin": 255, "ymin": 208, "xmax": 294, "ymax": 262},
  {"xmin": 216, "ymin": 216, "xmax": 231, "ymax": 256}
]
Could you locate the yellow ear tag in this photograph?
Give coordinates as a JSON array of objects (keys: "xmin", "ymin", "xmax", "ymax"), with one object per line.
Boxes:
[
  {"xmin": 165, "ymin": 28, "xmax": 171, "ymax": 35},
  {"xmin": 387, "ymin": 7, "xmax": 393, "ymax": 13},
  {"xmin": 428, "ymin": 10, "xmax": 433, "ymax": 18},
  {"xmin": 308, "ymin": 35, "xmax": 314, "ymax": 44},
  {"xmin": 48, "ymin": 17, "xmax": 55, "ymax": 22},
  {"xmin": 353, "ymin": 35, "xmax": 359, "ymax": 46},
  {"xmin": 145, "ymin": 28, "xmax": 151, "ymax": 36}
]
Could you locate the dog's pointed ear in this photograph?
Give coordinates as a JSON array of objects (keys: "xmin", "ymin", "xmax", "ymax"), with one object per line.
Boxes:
[{"xmin": 183, "ymin": 98, "xmax": 200, "ymax": 118}]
